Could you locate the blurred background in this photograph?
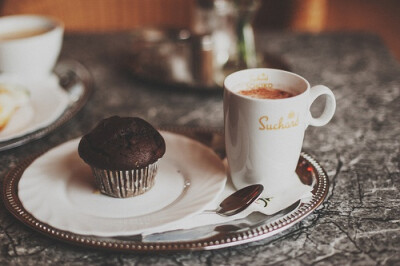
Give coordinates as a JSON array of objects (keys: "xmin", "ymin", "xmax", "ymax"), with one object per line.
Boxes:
[{"xmin": 1, "ymin": 0, "xmax": 399, "ymax": 61}]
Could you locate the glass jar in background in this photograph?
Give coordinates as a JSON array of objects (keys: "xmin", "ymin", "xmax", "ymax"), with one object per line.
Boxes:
[{"xmin": 193, "ymin": 0, "xmax": 261, "ymax": 85}]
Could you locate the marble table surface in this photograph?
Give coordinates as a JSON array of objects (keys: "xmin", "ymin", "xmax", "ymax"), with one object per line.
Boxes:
[{"xmin": 0, "ymin": 31, "xmax": 399, "ymax": 265}]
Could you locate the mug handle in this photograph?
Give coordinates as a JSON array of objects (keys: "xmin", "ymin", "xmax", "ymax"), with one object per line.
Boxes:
[{"xmin": 308, "ymin": 85, "xmax": 336, "ymax": 127}]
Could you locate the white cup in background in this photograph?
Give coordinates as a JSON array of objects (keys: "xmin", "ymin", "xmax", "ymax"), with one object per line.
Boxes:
[
  {"xmin": 0, "ymin": 15, "xmax": 64, "ymax": 79},
  {"xmin": 224, "ymin": 68, "xmax": 336, "ymax": 196}
]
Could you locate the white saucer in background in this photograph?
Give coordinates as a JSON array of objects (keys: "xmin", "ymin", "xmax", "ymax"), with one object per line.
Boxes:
[{"xmin": 0, "ymin": 74, "xmax": 69, "ymax": 142}]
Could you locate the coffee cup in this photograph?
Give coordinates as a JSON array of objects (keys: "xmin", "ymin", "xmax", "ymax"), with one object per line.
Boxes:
[
  {"xmin": 224, "ymin": 68, "xmax": 336, "ymax": 196},
  {"xmin": 0, "ymin": 15, "xmax": 64, "ymax": 79}
]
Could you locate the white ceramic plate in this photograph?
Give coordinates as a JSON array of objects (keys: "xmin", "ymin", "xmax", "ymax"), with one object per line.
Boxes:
[
  {"xmin": 18, "ymin": 131, "xmax": 227, "ymax": 237},
  {"xmin": 0, "ymin": 74, "xmax": 69, "ymax": 142}
]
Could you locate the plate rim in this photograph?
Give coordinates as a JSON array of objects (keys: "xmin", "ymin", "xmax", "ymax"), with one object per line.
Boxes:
[{"xmin": 2, "ymin": 136, "xmax": 329, "ymax": 252}]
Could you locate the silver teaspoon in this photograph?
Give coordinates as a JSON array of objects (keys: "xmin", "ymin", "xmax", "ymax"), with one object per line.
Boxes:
[{"xmin": 205, "ymin": 184, "xmax": 264, "ymax": 217}]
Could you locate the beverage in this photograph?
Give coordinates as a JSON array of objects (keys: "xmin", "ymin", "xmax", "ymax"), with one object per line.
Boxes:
[
  {"xmin": 0, "ymin": 27, "xmax": 52, "ymax": 41},
  {"xmin": 238, "ymin": 87, "xmax": 295, "ymax": 99}
]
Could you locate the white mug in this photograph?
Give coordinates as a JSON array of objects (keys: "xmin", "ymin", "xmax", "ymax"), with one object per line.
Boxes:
[
  {"xmin": 0, "ymin": 15, "xmax": 64, "ymax": 79},
  {"xmin": 224, "ymin": 68, "xmax": 336, "ymax": 196}
]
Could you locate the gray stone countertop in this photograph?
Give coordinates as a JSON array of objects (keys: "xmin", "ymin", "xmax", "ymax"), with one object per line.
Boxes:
[{"xmin": 0, "ymin": 32, "xmax": 399, "ymax": 265}]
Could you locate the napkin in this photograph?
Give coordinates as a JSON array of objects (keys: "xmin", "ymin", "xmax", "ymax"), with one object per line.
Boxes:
[{"xmin": 141, "ymin": 171, "xmax": 313, "ymax": 236}]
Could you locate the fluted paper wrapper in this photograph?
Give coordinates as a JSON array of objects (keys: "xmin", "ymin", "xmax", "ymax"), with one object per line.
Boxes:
[{"xmin": 91, "ymin": 162, "xmax": 158, "ymax": 198}]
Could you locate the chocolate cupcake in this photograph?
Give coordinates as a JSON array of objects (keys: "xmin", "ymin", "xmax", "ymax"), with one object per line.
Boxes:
[{"xmin": 78, "ymin": 116, "xmax": 165, "ymax": 198}]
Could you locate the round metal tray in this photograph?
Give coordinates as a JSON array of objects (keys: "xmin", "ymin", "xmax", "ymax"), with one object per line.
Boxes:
[
  {"xmin": 127, "ymin": 27, "xmax": 290, "ymax": 91},
  {"xmin": 3, "ymin": 141, "xmax": 328, "ymax": 252}
]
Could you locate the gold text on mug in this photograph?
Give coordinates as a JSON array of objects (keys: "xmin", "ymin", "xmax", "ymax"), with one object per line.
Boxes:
[{"xmin": 258, "ymin": 111, "xmax": 299, "ymax": 130}]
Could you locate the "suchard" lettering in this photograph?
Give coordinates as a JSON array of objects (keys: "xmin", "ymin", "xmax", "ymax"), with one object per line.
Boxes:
[{"xmin": 258, "ymin": 112, "xmax": 299, "ymax": 130}]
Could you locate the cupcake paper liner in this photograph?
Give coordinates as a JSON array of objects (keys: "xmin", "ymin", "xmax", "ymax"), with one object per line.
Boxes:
[{"xmin": 91, "ymin": 162, "xmax": 158, "ymax": 198}]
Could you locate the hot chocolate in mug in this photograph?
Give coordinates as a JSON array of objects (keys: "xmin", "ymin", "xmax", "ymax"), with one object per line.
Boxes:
[{"xmin": 224, "ymin": 68, "xmax": 336, "ymax": 196}]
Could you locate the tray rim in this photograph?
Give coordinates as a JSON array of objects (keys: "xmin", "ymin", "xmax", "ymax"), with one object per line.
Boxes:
[{"xmin": 2, "ymin": 138, "xmax": 329, "ymax": 252}]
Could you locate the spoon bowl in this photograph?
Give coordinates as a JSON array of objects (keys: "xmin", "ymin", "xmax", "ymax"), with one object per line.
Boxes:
[{"xmin": 211, "ymin": 184, "xmax": 264, "ymax": 216}]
